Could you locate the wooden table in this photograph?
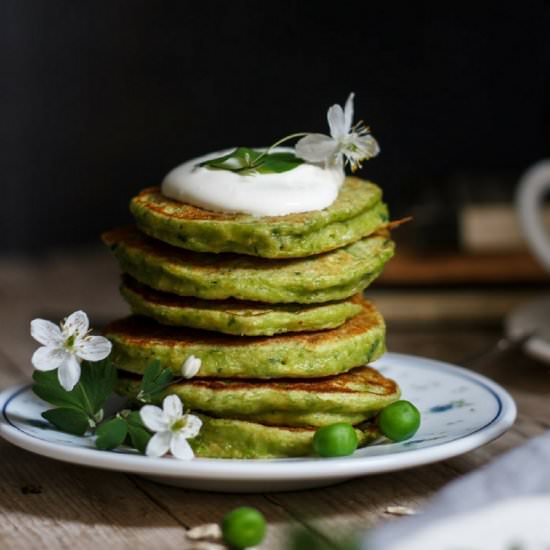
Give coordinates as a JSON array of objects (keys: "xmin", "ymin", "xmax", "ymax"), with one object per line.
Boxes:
[{"xmin": 0, "ymin": 252, "xmax": 548, "ymax": 549}]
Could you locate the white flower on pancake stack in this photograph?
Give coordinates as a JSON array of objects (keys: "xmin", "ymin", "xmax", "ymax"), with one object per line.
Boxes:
[
  {"xmin": 140, "ymin": 395, "xmax": 202, "ymax": 460},
  {"xmin": 181, "ymin": 355, "xmax": 201, "ymax": 379},
  {"xmin": 30, "ymin": 310, "xmax": 112, "ymax": 392},
  {"xmin": 295, "ymin": 92, "xmax": 380, "ymax": 171}
]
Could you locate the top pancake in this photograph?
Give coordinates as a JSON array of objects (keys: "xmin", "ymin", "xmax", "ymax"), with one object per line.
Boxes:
[{"xmin": 130, "ymin": 177, "xmax": 389, "ymax": 258}]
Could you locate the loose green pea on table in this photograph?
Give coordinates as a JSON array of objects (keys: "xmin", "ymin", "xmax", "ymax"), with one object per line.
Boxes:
[{"xmin": 222, "ymin": 506, "xmax": 267, "ymax": 549}]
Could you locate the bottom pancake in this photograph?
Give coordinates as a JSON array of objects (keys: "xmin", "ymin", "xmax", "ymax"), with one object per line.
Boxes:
[
  {"xmin": 116, "ymin": 366, "xmax": 400, "ymax": 427},
  {"xmin": 189, "ymin": 414, "xmax": 380, "ymax": 459}
]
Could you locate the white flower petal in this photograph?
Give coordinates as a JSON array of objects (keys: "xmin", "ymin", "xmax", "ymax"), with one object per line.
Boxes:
[
  {"xmin": 170, "ymin": 433, "xmax": 195, "ymax": 460},
  {"xmin": 163, "ymin": 394, "xmax": 183, "ymax": 421},
  {"xmin": 295, "ymin": 134, "xmax": 338, "ymax": 163},
  {"xmin": 30, "ymin": 319, "xmax": 63, "ymax": 347},
  {"xmin": 343, "ymin": 92, "xmax": 355, "ymax": 134},
  {"xmin": 179, "ymin": 414, "xmax": 203, "ymax": 439},
  {"xmin": 31, "ymin": 346, "xmax": 69, "ymax": 372},
  {"xmin": 57, "ymin": 354, "xmax": 81, "ymax": 391},
  {"xmin": 327, "ymin": 103, "xmax": 347, "ymax": 139},
  {"xmin": 343, "ymin": 135, "xmax": 380, "ymax": 168},
  {"xmin": 356, "ymin": 134, "xmax": 380, "ymax": 158},
  {"xmin": 76, "ymin": 335, "xmax": 112, "ymax": 361},
  {"xmin": 181, "ymin": 355, "xmax": 201, "ymax": 379},
  {"xmin": 145, "ymin": 431, "xmax": 172, "ymax": 458},
  {"xmin": 140, "ymin": 405, "xmax": 170, "ymax": 432},
  {"xmin": 62, "ymin": 310, "xmax": 89, "ymax": 338}
]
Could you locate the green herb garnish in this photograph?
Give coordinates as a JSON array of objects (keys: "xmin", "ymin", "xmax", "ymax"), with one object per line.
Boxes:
[
  {"xmin": 199, "ymin": 132, "xmax": 308, "ymax": 175},
  {"xmin": 136, "ymin": 359, "xmax": 174, "ymax": 404},
  {"xmin": 33, "ymin": 358, "xmax": 117, "ymax": 434}
]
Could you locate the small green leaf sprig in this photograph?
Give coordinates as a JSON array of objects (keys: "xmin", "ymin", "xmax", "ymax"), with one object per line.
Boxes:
[
  {"xmin": 33, "ymin": 359, "xmax": 116, "ymax": 435},
  {"xmin": 32, "ymin": 358, "xmax": 183, "ymax": 453},
  {"xmin": 199, "ymin": 134, "xmax": 307, "ymax": 176},
  {"xmin": 95, "ymin": 410, "xmax": 151, "ymax": 453},
  {"xmin": 136, "ymin": 358, "xmax": 175, "ymax": 403}
]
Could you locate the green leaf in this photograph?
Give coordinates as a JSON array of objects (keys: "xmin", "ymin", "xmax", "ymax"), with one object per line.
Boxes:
[
  {"xmin": 32, "ymin": 370, "xmax": 88, "ymax": 412},
  {"xmin": 199, "ymin": 147, "xmax": 304, "ymax": 175},
  {"xmin": 200, "ymin": 147, "xmax": 261, "ymax": 172},
  {"xmin": 138, "ymin": 359, "xmax": 173, "ymax": 403},
  {"xmin": 255, "ymin": 152, "xmax": 304, "ymax": 173},
  {"xmin": 126, "ymin": 410, "xmax": 146, "ymax": 428},
  {"xmin": 79, "ymin": 359, "xmax": 117, "ymax": 414},
  {"xmin": 95, "ymin": 417, "xmax": 128, "ymax": 450},
  {"xmin": 126, "ymin": 411, "xmax": 152, "ymax": 454},
  {"xmin": 140, "ymin": 359, "xmax": 162, "ymax": 388},
  {"xmin": 42, "ymin": 408, "xmax": 90, "ymax": 436},
  {"xmin": 33, "ymin": 359, "xmax": 117, "ymax": 420}
]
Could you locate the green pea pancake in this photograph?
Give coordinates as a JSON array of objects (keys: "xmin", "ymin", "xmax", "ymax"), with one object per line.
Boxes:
[
  {"xmin": 102, "ymin": 227, "xmax": 394, "ymax": 304},
  {"xmin": 130, "ymin": 177, "xmax": 389, "ymax": 258},
  {"xmin": 188, "ymin": 414, "xmax": 380, "ymax": 458},
  {"xmin": 104, "ymin": 297, "xmax": 386, "ymax": 379},
  {"xmin": 120, "ymin": 276, "xmax": 363, "ymax": 336},
  {"xmin": 117, "ymin": 366, "xmax": 400, "ymax": 427}
]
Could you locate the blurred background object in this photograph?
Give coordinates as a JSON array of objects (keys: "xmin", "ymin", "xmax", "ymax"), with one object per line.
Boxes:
[{"xmin": 1, "ymin": 1, "xmax": 549, "ymax": 325}]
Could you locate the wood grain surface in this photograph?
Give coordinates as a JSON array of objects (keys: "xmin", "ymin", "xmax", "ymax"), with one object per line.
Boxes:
[{"xmin": 0, "ymin": 252, "xmax": 547, "ymax": 549}]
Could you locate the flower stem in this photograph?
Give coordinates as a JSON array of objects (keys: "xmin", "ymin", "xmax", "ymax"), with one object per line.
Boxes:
[
  {"xmin": 265, "ymin": 132, "xmax": 309, "ymax": 154},
  {"xmin": 78, "ymin": 382, "xmax": 96, "ymax": 423},
  {"xmin": 253, "ymin": 132, "xmax": 309, "ymax": 165},
  {"xmin": 232, "ymin": 132, "xmax": 310, "ymax": 173}
]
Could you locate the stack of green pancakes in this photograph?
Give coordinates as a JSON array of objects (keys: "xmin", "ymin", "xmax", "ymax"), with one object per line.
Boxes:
[{"xmin": 102, "ymin": 176, "xmax": 399, "ymax": 458}]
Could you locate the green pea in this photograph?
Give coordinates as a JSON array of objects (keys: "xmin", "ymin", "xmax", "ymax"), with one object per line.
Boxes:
[
  {"xmin": 222, "ymin": 506, "xmax": 267, "ymax": 549},
  {"xmin": 378, "ymin": 400, "xmax": 421, "ymax": 442},
  {"xmin": 313, "ymin": 423, "xmax": 358, "ymax": 457}
]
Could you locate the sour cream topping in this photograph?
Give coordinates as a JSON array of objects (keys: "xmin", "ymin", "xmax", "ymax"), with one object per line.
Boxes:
[{"xmin": 161, "ymin": 148, "xmax": 345, "ymax": 217}]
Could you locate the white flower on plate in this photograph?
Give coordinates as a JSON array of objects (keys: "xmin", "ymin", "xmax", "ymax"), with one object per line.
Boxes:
[
  {"xmin": 30, "ymin": 310, "xmax": 112, "ymax": 392},
  {"xmin": 140, "ymin": 395, "xmax": 202, "ymax": 460},
  {"xmin": 295, "ymin": 92, "xmax": 380, "ymax": 171},
  {"xmin": 181, "ymin": 355, "xmax": 201, "ymax": 379}
]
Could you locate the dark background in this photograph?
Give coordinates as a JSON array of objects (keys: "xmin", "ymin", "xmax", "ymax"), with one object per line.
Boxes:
[{"xmin": 2, "ymin": 1, "xmax": 549, "ymax": 253}]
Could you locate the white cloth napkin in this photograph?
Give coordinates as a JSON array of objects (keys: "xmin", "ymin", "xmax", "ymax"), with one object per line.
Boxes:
[{"xmin": 364, "ymin": 432, "xmax": 550, "ymax": 550}]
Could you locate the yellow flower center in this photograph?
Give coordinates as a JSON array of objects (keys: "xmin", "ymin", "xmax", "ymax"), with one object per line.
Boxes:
[{"xmin": 171, "ymin": 416, "xmax": 188, "ymax": 432}]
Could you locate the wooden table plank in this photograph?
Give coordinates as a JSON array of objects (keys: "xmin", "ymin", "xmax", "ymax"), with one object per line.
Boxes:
[
  {"xmin": 132, "ymin": 478, "xmax": 303, "ymax": 548},
  {"xmin": 0, "ymin": 440, "xmax": 190, "ymax": 549}
]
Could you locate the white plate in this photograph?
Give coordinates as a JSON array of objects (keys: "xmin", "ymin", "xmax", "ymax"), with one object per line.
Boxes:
[{"xmin": 0, "ymin": 353, "xmax": 516, "ymax": 492}]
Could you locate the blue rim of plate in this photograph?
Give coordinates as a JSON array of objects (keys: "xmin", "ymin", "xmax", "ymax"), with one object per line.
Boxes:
[{"xmin": 0, "ymin": 353, "xmax": 517, "ymax": 481}]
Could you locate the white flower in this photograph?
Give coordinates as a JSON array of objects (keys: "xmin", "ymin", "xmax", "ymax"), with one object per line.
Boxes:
[
  {"xmin": 295, "ymin": 92, "xmax": 380, "ymax": 171},
  {"xmin": 30, "ymin": 310, "xmax": 112, "ymax": 392},
  {"xmin": 140, "ymin": 395, "xmax": 202, "ymax": 460},
  {"xmin": 181, "ymin": 355, "xmax": 201, "ymax": 379}
]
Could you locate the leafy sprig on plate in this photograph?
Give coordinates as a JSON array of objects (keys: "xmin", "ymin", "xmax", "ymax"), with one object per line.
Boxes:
[
  {"xmin": 136, "ymin": 359, "xmax": 174, "ymax": 403},
  {"xmin": 32, "ymin": 359, "xmax": 176, "ymax": 452},
  {"xmin": 33, "ymin": 359, "xmax": 116, "ymax": 435}
]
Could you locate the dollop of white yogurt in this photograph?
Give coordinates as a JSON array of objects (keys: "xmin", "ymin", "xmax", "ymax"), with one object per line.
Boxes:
[{"xmin": 161, "ymin": 148, "xmax": 345, "ymax": 217}]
